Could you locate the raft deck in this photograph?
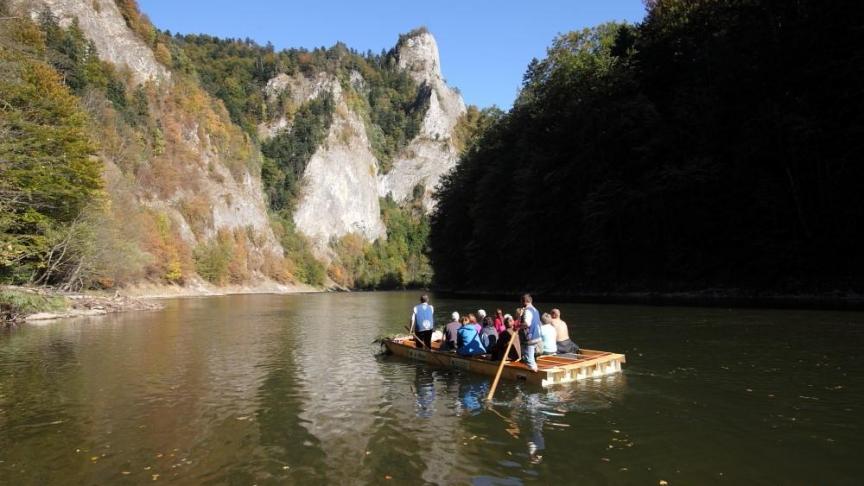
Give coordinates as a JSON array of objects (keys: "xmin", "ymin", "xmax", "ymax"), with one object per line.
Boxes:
[{"xmin": 382, "ymin": 336, "xmax": 625, "ymax": 387}]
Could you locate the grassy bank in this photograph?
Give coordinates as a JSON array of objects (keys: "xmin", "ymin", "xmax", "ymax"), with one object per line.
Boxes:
[
  {"xmin": 0, "ymin": 285, "xmax": 172, "ymax": 327},
  {"xmin": 0, "ymin": 288, "xmax": 69, "ymax": 324}
]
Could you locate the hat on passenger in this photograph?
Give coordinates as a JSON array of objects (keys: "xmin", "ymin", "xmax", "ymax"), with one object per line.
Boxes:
[
  {"xmin": 477, "ymin": 309, "xmax": 487, "ymax": 318},
  {"xmin": 451, "ymin": 311, "xmax": 460, "ymax": 321}
]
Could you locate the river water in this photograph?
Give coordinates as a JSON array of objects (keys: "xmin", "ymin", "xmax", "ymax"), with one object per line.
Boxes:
[{"xmin": 0, "ymin": 292, "xmax": 861, "ymax": 485}]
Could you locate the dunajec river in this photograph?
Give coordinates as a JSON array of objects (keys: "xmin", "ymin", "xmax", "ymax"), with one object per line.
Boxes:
[{"xmin": 0, "ymin": 292, "xmax": 861, "ymax": 485}]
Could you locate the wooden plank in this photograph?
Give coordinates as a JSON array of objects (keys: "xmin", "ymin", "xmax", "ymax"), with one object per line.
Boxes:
[{"xmin": 536, "ymin": 355, "xmax": 587, "ymax": 365}]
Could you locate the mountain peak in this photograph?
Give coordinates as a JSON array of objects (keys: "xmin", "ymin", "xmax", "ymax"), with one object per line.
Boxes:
[{"xmin": 395, "ymin": 28, "xmax": 442, "ymax": 86}]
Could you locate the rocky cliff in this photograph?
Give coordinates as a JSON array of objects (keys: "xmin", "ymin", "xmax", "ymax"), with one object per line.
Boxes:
[
  {"xmin": 17, "ymin": 0, "xmax": 285, "ymax": 280},
  {"xmin": 260, "ymin": 30, "xmax": 466, "ymax": 249},
  {"xmin": 264, "ymin": 74, "xmax": 386, "ymax": 245},
  {"xmin": 15, "ymin": 0, "xmax": 169, "ymax": 84},
  {"xmin": 379, "ymin": 31, "xmax": 467, "ymax": 209}
]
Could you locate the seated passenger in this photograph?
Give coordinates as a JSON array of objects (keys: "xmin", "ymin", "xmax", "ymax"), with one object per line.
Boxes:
[
  {"xmin": 480, "ymin": 315, "xmax": 498, "ymax": 350},
  {"xmin": 441, "ymin": 312, "xmax": 461, "ymax": 352},
  {"xmin": 468, "ymin": 313, "xmax": 481, "ymax": 333},
  {"xmin": 493, "ymin": 309, "xmax": 505, "ymax": 334},
  {"xmin": 457, "ymin": 316, "xmax": 487, "ymax": 357},
  {"xmin": 550, "ymin": 308, "xmax": 580, "ymax": 354},
  {"xmin": 540, "ymin": 313, "xmax": 557, "ymax": 355},
  {"xmin": 491, "ymin": 315, "xmax": 521, "ymax": 361}
]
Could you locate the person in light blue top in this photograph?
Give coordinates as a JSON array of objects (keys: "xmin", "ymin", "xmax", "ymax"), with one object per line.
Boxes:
[
  {"xmin": 411, "ymin": 294, "xmax": 434, "ymax": 349},
  {"xmin": 540, "ymin": 313, "xmax": 557, "ymax": 354},
  {"xmin": 457, "ymin": 316, "xmax": 487, "ymax": 357}
]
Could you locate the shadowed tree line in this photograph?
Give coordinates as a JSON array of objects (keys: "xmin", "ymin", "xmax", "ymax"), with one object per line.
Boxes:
[{"xmin": 430, "ymin": 0, "xmax": 864, "ymax": 294}]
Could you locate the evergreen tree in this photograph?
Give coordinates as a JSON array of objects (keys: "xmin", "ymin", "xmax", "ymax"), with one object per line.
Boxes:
[{"xmin": 430, "ymin": 0, "xmax": 864, "ymax": 294}]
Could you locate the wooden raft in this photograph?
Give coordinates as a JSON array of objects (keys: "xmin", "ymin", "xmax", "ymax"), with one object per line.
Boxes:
[{"xmin": 382, "ymin": 336, "xmax": 625, "ymax": 387}]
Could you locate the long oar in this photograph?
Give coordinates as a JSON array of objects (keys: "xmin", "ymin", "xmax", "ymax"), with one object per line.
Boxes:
[
  {"xmin": 487, "ymin": 403, "xmax": 521, "ymax": 439},
  {"xmin": 486, "ymin": 330, "xmax": 517, "ymax": 402}
]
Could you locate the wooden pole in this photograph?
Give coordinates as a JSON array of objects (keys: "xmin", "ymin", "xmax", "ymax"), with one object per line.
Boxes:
[
  {"xmin": 486, "ymin": 329, "xmax": 517, "ymax": 402},
  {"xmin": 405, "ymin": 324, "xmax": 428, "ymax": 349}
]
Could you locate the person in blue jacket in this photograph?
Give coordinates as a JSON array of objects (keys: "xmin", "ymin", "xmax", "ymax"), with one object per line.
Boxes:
[
  {"xmin": 457, "ymin": 316, "xmax": 487, "ymax": 357},
  {"xmin": 411, "ymin": 294, "xmax": 434, "ymax": 349}
]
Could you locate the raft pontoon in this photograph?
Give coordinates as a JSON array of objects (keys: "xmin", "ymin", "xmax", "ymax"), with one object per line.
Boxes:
[{"xmin": 382, "ymin": 336, "xmax": 625, "ymax": 387}]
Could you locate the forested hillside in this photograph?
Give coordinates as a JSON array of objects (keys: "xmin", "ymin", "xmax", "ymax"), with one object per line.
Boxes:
[
  {"xmin": 0, "ymin": 0, "xmax": 461, "ymax": 291},
  {"xmin": 165, "ymin": 32, "xmax": 440, "ymax": 288},
  {"xmin": 167, "ymin": 33, "xmax": 429, "ymax": 173},
  {"xmin": 1, "ymin": 0, "xmax": 295, "ymax": 290},
  {"xmin": 430, "ymin": 0, "xmax": 864, "ymax": 295}
]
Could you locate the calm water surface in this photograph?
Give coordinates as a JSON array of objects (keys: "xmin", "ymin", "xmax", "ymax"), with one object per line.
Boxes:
[{"xmin": 0, "ymin": 292, "xmax": 862, "ymax": 485}]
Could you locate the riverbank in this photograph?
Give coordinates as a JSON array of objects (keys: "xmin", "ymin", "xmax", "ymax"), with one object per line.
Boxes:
[
  {"xmin": 1, "ymin": 280, "xmax": 324, "ymax": 326},
  {"xmin": 0, "ymin": 286, "xmax": 161, "ymax": 325},
  {"xmin": 435, "ymin": 288, "xmax": 864, "ymax": 311},
  {"xmin": 122, "ymin": 279, "xmax": 322, "ymax": 299}
]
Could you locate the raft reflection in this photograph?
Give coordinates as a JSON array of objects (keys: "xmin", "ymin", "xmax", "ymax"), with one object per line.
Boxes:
[{"xmin": 388, "ymin": 350, "xmax": 629, "ymax": 480}]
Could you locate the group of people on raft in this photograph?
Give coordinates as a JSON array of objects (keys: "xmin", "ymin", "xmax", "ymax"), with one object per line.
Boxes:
[{"xmin": 409, "ymin": 293, "xmax": 580, "ymax": 372}]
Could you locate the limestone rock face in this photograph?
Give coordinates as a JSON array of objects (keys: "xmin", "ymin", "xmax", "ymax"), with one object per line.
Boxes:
[
  {"xmin": 379, "ymin": 32, "xmax": 466, "ymax": 209},
  {"xmin": 264, "ymin": 71, "xmax": 339, "ymax": 104},
  {"xmin": 201, "ymin": 153, "xmax": 282, "ymax": 256},
  {"xmin": 258, "ymin": 72, "xmax": 342, "ymax": 139},
  {"xmin": 259, "ymin": 71, "xmax": 384, "ymax": 249},
  {"xmin": 291, "ymin": 88, "xmax": 386, "ymax": 248},
  {"xmin": 132, "ymin": 116, "xmax": 284, "ymax": 260},
  {"xmin": 261, "ymin": 31, "xmax": 466, "ymax": 249},
  {"xmin": 17, "ymin": 0, "xmax": 169, "ymax": 84},
  {"xmin": 396, "ymin": 31, "xmax": 444, "ymax": 87}
]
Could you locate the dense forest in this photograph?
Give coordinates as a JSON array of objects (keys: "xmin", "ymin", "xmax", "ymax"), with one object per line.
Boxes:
[
  {"xmin": 1, "ymin": 5, "xmax": 148, "ymax": 288},
  {"xmin": 430, "ymin": 0, "xmax": 864, "ymax": 295}
]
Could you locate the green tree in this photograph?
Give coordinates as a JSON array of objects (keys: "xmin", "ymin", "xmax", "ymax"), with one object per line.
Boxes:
[
  {"xmin": 431, "ymin": 0, "xmax": 864, "ymax": 294},
  {"xmin": 0, "ymin": 57, "xmax": 102, "ymax": 284}
]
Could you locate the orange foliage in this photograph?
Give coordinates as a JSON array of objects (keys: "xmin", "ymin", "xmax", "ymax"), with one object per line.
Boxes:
[
  {"xmin": 140, "ymin": 210, "xmax": 193, "ymax": 283},
  {"xmin": 154, "ymin": 42, "xmax": 171, "ymax": 66},
  {"xmin": 114, "ymin": 0, "xmax": 156, "ymax": 45},
  {"xmin": 223, "ymin": 228, "xmax": 250, "ymax": 284},
  {"xmin": 263, "ymin": 251, "xmax": 294, "ymax": 284},
  {"xmin": 327, "ymin": 262, "xmax": 351, "ymax": 288},
  {"xmin": 178, "ymin": 195, "xmax": 213, "ymax": 238}
]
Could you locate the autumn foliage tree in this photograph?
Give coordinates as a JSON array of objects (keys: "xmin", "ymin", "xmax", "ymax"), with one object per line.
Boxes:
[{"xmin": 0, "ymin": 41, "xmax": 102, "ymax": 284}]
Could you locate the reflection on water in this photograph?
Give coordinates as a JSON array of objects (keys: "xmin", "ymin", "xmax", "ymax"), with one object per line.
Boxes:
[{"xmin": 0, "ymin": 292, "xmax": 862, "ymax": 485}]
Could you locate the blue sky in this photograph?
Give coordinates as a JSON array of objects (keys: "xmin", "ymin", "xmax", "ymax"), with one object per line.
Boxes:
[{"xmin": 138, "ymin": 0, "xmax": 647, "ymax": 109}]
